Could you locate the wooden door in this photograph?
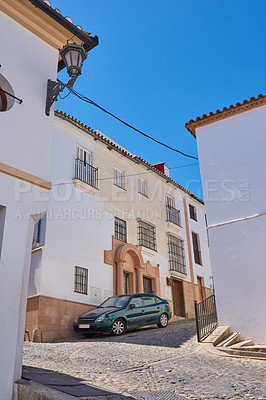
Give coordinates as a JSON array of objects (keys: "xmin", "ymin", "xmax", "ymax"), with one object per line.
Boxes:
[
  {"xmin": 197, "ymin": 276, "xmax": 205, "ymax": 301},
  {"xmin": 172, "ymin": 280, "xmax": 185, "ymax": 317},
  {"xmin": 143, "ymin": 277, "xmax": 153, "ymax": 293}
]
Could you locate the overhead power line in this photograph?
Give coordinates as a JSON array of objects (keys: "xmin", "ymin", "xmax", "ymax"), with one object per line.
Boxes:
[
  {"xmin": 57, "ymin": 80, "xmax": 198, "ymax": 161},
  {"xmin": 52, "ymin": 161, "xmax": 199, "ymax": 187}
]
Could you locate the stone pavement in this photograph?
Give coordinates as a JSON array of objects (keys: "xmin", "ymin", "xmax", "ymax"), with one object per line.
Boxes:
[{"xmin": 23, "ymin": 320, "xmax": 266, "ymax": 400}]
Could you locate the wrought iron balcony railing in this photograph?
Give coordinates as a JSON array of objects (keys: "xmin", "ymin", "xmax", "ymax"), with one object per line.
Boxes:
[
  {"xmin": 166, "ymin": 204, "xmax": 181, "ymax": 226},
  {"xmin": 75, "ymin": 158, "xmax": 98, "ymax": 189}
]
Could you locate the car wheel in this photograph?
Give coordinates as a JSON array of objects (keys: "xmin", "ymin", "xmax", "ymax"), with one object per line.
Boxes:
[
  {"xmin": 157, "ymin": 313, "xmax": 168, "ymax": 328},
  {"xmin": 111, "ymin": 318, "xmax": 126, "ymax": 335}
]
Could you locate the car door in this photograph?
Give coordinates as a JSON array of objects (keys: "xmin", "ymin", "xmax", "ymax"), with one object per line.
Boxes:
[
  {"xmin": 125, "ymin": 296, "xmax": 145, "ymax": 328},
  {"xmin": 142, "ymin": 296, "xmax": 161, "ymax": 325}
]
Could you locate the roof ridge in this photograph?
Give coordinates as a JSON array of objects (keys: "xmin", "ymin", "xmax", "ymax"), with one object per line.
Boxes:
[
  {"xmin": 185, "ymin": 93, "xmax": 266, "ymax": 136},
  {"xmin": 54, "ymin": 110, "xmax": 204, "ymax": 204}
]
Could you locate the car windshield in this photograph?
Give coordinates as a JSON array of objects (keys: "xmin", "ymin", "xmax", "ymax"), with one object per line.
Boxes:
[{"xmin": 99, "ymin": 296, "xmax": 131, "ymax": 308}]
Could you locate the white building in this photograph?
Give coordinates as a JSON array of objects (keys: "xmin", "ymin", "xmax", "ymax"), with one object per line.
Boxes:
[
  {"xmin": 26, "ymin": 110, "xmax": 213, "ymax": 341},
  {"xmin": 186, "ymin": 94, "xmax": 266, "ymax": 344},
  {"xmin": 0, "ymin": 0, "xmax": 97, "ymax": 398}
]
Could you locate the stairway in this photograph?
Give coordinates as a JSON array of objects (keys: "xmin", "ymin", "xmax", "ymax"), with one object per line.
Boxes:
[{"xmin": 202, "ymin": 326, "xmax": 266, "ymax": 360}]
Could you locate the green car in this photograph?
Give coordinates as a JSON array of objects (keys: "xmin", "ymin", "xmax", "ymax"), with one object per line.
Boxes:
[{"xmin": 73, "ymin": 293, "xmax": 172, "ymax": 336}]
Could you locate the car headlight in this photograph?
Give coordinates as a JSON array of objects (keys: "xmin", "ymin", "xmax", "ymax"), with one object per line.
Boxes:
[
  {"xmin": 73, "ymin": 318, "xmax": 78, "ymax": 324},
  {"xmin": 95, "ymin": 314, "xmax": 107, "ymax": 323}
]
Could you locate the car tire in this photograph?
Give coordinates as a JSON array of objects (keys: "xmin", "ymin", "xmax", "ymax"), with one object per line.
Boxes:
[
  {"xmin": 157, "ymin": 313, "xmax": 168, "ymax": 328},
  {"xmin": 111, "ymin": 318, "xmax": 126, "ymax": 335}
]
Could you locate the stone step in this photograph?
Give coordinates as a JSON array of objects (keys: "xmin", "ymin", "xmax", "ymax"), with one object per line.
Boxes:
[
  {"xmin": 217, "ymin": 332, "xmax": 241, "ymax": 347},
  {"xmin": 229, "ymin": 339, "xmax": 254, "ymax": 348},
  {"xmin": 202, "ymin": 325, "xmax": 230, "ymax": 345},
  {"xmin": 218, "ymin": 347, "xmax": 266, "ymax": 359}
]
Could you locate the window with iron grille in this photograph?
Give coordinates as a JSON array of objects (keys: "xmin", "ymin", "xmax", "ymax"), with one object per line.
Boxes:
[
  {"xmin": 113, "ymin": 168, "xmax": 125, "ymax": 189},
  {"xmin": 74, "ymin": 266, "xmax": 88, "ymax": 294},
  {"xmin": 138, "ymin": 220, "xmax": 156, "ymax": 250},
  {"xmin": 138, "ymin": 178, "xmax": 148, "ymax": 197},
  {"xmin": 75, "ymin": 146, "xmax": 98, "ymax": 188},
  {"xmin": 192, "ymin": 232, "xmax": 202, "ymax": 265},
  {"xmin": 114, "ymin": 217, "xmax": 127, "ymax": 242},
  {"xmin": 168, "ymin": 235, "xmax": 186, "ymax": 274},
  {"xmin": 165, "ymin": 195, "xmax": 181, "ymax": 226},
  {"xmin": 189, "ymin": 204, "xmax": 197, "ymax": 221}
]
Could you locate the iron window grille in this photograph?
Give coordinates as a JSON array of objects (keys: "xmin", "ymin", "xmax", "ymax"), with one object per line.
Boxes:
[
  {"xmin": 114, "ymin": 217, "xmax": 127, "ymax": 242},
  {"xmin": 166, "ymin": 204, "xmax": 181, "ymax": 226},
  {"xmin": 165, "ymin": 196, "xmax": 181, "ymax": 226},
  {"xmin": 114, "ymin": 168, "xmax": 125, "ymax": 189},
  {"xmin": 75, "ymin": 158, "xmax": 98, "ymax": 188},
  {"xmin": 189, "ymin": 204, "xmax": 197, "ymax": 221},
  {"xmin": 138, "ymin": 220, "xmax": 157, "ymax": 251},
  {"xmin": 74, "ymin": 266, "xmax": 88, "ymax": 294},
  {"xmin": 168, "ymin": 235, "xmax": 187, "ymax": 274},
  {"xmin": 192, "ymin": 232, "xmax": 202, "ymax": 265}
]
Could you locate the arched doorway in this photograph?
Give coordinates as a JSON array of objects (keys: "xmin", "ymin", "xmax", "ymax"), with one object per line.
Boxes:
[{"xmin": 115, "ymin": 243, "xmax": 145, "ymax": 295}]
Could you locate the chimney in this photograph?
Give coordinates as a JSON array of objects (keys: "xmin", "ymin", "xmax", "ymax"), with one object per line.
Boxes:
[{"xmin": 152, "ymin": 162, "xmax": 169, "ymax": 177}]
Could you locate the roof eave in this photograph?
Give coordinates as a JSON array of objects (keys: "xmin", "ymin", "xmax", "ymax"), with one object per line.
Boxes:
[
  {"xmin": 28, "ymin": 0, "xmax": 98, "ymax": 50},
  {"xmin": 54, "ymin": 110, "xmax": 204, "ymax": 205}
]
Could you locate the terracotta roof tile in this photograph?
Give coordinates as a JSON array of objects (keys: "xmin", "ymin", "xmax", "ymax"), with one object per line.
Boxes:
[
  {"xmin": 185, "ymin": 93, "xmax": 266, "ymax": 137},
  {"xmin": 55, "ymin": 110, "xmax": 204, "ymax": 205}
]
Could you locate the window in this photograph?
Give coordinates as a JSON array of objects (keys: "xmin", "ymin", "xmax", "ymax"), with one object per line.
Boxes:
[
  {"xmin": 168, "ymin": 235, "xmax": 186, "ymax": 274},
  {"xmin": 74, "ymin": 266, "xmax": 88, "ymax": 294},
  {"xmin": 114, "ymin": 168, "xmax": 125, "ymax": 189},
  {"xmin": 129, "ymin": 296, "xmax": 143, "ymax": 308},
  {"xmin": 0, "ymin": 205, "xmax": 6, "ymax": 258},
  {"xmin": 189, "ymin": 204, "xmax": 197, "ymax": 221},
  {"xmin": 32, "ymin": 214, "xmax": 46, "ymax": 250},
  {"xmin": 114, "ymin": 217, "xmax": 127, "ymax": 242},
  {"xmin": 138, "ymin": 220, "xmax": 156, "ymax": 251},
  {"xmin": 165, "ymin": 195, "xmax": 181, "ymax": 226},
  {"xmin": 75, "ymin": 146, "xmax": 98, "ymax": 188},
  {"xmin": 143, "ymin": 296, "xmax": 156, "ymax": 306},
  {"xmin": 138, "ymin": 178, "xmax": 148, "ymax": 197},
  {"xmin": 77, "ymin": 146, "xmax": 92, "ymax": 165},
  {"xmin": 192, "ymin": 232, "xmax": 202, "ymax": 265}
]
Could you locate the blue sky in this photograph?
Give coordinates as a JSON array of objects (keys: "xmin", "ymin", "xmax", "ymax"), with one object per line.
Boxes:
[{"xmin": 55, "ymin": 0, "xmax": 266, "ymax": 199}]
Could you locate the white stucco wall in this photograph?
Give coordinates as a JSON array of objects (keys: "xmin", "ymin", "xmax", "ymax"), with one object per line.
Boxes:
[
  {"xmin": 30, "ymin": 116, "xmax": 212, "ymax": 311},
  {"xmin": 195, "ymin": 104, "xmax": 266, "ymax": 343},
  {"xmin": 0, "ymin": 11, "xmax": 58, "ymax": 400}
]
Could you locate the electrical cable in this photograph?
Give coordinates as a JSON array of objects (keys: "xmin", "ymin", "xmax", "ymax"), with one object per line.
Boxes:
[
  {"xmin": 57, "ymin": 80, "xmax": 198, "ymax": 160},
  {"xmin": 51, "ymin": 161, "xmax": 199, "ymax": 187}
]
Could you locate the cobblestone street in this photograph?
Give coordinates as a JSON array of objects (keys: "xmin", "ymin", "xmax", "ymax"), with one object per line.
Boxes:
[{"xmin": 23, "ymin": 320, "xmax": 266, "ymax": 400}]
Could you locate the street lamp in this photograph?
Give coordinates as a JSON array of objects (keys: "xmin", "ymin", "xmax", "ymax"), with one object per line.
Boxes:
[{"xmin": 45, "ymin": 41, "xmax": 87, "ymax": 116}]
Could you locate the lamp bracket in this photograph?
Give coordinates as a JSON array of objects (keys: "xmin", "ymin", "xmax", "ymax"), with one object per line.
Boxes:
[{"xmin": 45, "ymin": 77, "xmax": 77, "ymax": 116}]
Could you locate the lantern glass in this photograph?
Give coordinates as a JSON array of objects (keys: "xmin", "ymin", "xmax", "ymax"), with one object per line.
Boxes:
[{"xmin": 60, "ymin": 42, "xmax": 87, "ymax": 79}]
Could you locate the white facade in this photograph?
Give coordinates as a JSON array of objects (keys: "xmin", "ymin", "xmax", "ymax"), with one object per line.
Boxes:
[
  {"xmin": 0, "ymin": 1, "xmax": 98, "ymax": 398},
  {"xmin": 0, "ymin": 10, "xmax": 57, "ymax": 400},
  {"xmin": 189, "ymin": 102, "xmax": 266, "ymax": 344},
  {"xmin": 26, "ymin": 112, "xmax": 213, "ymax": 341}
]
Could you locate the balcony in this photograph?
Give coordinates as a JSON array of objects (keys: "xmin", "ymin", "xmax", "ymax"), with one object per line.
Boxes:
[
  {"xmin": 166, "ymin": 204, "xmax": 181, "ymax": 226},
  {"xmin": 73, "ymin": 158, "xmax": 99, "ymax": 195}
]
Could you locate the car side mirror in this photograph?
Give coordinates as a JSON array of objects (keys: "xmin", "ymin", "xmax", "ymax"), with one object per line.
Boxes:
[{"xmin": 129, "ymin": 304, "xmax": 136, "ymax": 310}]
